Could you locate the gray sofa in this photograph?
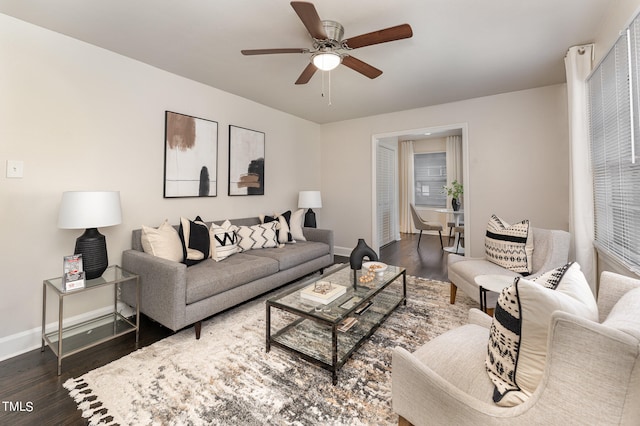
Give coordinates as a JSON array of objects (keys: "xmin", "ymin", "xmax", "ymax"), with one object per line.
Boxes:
[{"xmin": 121, "ymin": 217, "xmax": 334, "ymax": 339}]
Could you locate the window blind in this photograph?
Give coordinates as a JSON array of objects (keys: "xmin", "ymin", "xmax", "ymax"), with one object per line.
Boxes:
[
  {"xmin": 414, "ymin": 152, "xmax": 446, "ymax": 207},
  {"xmin": 588, "ymin": 19, "xmax": 640, "ymax": 273}
]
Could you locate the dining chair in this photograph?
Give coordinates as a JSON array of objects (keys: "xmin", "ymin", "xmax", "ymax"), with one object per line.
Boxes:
[{"xmin": 410, "ymin": 204, "xmax": 444, "ymax": 250}]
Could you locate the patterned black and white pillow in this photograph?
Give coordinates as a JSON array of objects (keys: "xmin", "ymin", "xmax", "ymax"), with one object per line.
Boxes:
[
  {"xmin": 178, "ymin": 216, "xmax": 210, "ymax": 266},
  {"xmin": 236, "ymin": 222, "xmax": 279, "ymax": 252},
  {"xmin": 486, "ymin": 262, "xmax": 598, "ymax": 406},
  {"xmin": 261, "ymin": 211, "xmax": 295, "ymax": 244},
  {"xmin": 484, "ymin": 214, "xmax": 533, "ymax": 274},
  {"xmin": 209, "ymin": 220, "xmax": 239, "ymax": 261}
]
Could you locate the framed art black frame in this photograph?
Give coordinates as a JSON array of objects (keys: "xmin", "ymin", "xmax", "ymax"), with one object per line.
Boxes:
[
  {"xmin": 164, "ymin": 111, "xmax": 218, "ymax": 198},
  {"xmin": 228, "ymin": 125, "xmax": 265, "ymax": 196}
]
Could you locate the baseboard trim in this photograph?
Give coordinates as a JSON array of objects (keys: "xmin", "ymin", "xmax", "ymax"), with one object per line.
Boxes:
[{"xmin": 0, "ymin": 303, "xmax": 135, "ymax": 362}]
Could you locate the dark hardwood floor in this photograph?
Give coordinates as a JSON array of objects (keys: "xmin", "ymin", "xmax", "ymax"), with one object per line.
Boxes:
[{"xmin": 0, "ymin": 232, "xmax": 450, "ymax": 425}]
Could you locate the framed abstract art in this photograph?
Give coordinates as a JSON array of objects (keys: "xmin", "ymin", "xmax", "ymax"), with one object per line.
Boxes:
[
  {"xmin": 164, "ymin": 111, "xmax": 218, "ymax": 198},
  {"xmin": 228, "ymin": 125, "xmax": 265, "ymax": 196}
]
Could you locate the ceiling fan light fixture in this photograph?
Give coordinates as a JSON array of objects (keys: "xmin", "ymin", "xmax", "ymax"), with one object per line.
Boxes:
[{"xmin": 312, "ymin": 51, "xmax": 341, "ymax": 71}]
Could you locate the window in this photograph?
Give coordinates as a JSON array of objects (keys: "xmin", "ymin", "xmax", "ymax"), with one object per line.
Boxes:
[
  {"xmin": 414, "ymin": 152, "xmax": 446, "ymax": 207},
  {"xmin": 588, "ymin": 18, "xmax": 640, "ymax": 273}
]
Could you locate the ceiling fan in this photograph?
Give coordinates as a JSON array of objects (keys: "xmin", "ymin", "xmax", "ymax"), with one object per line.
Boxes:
[{"xmin": 241, "ymin": 1, "xmax": 413, "ymax": 85}]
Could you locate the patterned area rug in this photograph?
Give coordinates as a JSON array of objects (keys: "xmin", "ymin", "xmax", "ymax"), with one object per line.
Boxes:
[{"xmin": 64, "ymin": 274, "xmax": 476, "ymax": 425}]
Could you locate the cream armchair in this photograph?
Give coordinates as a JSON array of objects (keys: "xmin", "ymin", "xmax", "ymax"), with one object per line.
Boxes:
[
  {"xmin": 448, "ymin": 227, "xmax": 570, "ymax": 311},
  {"xmin": 391, "ymin": 271, "xmax": 640, "ymax": 425}
]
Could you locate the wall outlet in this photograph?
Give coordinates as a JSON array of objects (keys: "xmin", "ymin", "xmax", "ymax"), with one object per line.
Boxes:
[{"xmin": 6, "ymin": 160, "xmax": 24, "ymax": 178}]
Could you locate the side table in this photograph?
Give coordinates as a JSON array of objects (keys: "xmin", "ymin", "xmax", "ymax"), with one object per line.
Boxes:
[
  {"xmin": 41, "ymin": 265, "xmax": 139, "ymax": 375},
  {"xmin": 474, "ymin": 274, "xmax": 515, "ymax": 313}
]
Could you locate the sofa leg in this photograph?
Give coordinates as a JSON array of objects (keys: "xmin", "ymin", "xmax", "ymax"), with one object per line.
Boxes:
[
  {"xmin": 194, "ymin": 321, "xmax": 202, "ymax": 340},
  {"xmin": 450, "ymin": 283, "xmax": 457, "ymax": 304},
  {"xmin": 398, "ymin": 415, "xmax": 413, "ymax": 426}
]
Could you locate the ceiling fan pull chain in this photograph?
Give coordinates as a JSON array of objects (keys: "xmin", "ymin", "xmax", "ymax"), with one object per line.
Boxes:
[{"xmin": 328, "ymin": 70, "xmax": 332, "ymax": 106}]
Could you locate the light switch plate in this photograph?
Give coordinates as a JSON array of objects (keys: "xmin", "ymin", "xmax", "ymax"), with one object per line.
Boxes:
[{"xmin": 6, "ymin": 160, "xmax": 24, "ymax": 178}]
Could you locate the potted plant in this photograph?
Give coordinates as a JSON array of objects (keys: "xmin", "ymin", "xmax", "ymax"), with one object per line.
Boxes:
[{"xmin": 443, "ymin": 180, "xmax": 463, "ymax": 211}]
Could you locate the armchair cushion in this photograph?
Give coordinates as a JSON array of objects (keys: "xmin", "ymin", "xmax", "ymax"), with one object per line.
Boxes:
[
  {"xmin": 486, "ymin": 262, "xmax": 598, "ymax": 406},
  {"xmin": 603, "ymin": 287, "xmax": 640, "ymax": 339},
  {"xmin": 485, "ymin": 214, "xmax": 534, "ymax": 274}
]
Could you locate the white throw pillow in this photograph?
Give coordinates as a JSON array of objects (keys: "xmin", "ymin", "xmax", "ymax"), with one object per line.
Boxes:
[
  {"xmin": 236, "ymin": 222, "xmax": 279, "ymax": 252},
  {"xmin": 486, "ymin": 262, "xmax": 598, "ymax": 406},
  {"xmin": 209, "ymin": 220, "xmax": 239, "ymax": 261},
  {"xmin": 290, "ymin": 209, "xmax": 306, "ymax": 241},
  {"xmin": 140, "ymin": 220, "xmax": 183, "ymax": 262}
]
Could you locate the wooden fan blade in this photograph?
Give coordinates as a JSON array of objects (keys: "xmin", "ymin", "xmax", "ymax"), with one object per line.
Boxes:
[
  {"xmin": 295, "ymin": 62, "xmax": 317, "ymax": 84},
  {"xmin": 241, "ymin": 48, "xmax": 308, "ymax": 55},
  {"xmin": 342, "ymin": 56, "xmax": 383, "ymax": 79},
  {"xmin": 291, "ymin": 1, "xmax": 327, "ymax": 40},
  {"xmin": 343, "ymin": 24, "xmax": 413, "ymax": 49}
]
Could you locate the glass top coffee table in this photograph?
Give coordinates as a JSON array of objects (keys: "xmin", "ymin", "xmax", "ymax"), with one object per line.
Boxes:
[{"xmin": 266, "ymin": 263, "xmax": 406, "ymax": 384}]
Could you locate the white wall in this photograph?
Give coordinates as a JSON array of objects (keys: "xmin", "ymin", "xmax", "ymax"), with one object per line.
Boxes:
[
  {"xmin": 0, "ymin": 14, "xmax": 321, "ymax": 360},
  {"xmin": 321, "ymin": 84, "xmax": 570, "ymax": 257}
]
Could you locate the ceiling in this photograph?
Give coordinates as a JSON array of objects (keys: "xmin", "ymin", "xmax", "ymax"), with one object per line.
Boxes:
[{"xmin": 0, "ymin": 0, "xmax": 613, "ymax": 124}]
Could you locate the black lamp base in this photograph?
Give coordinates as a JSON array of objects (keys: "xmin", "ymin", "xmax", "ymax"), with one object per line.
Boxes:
[
  {"xmin": 304, "ymin": 208, "xmax": 317, "ymax": 228},
  {"xmin": 74, "ymin": 228, "xmax": 108, "ymax": 280}
]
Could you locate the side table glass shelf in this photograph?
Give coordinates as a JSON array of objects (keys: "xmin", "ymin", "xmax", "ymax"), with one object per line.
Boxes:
[{"xmin": 41, "ymin": 265, "xmax": 140, "ymax": 375}]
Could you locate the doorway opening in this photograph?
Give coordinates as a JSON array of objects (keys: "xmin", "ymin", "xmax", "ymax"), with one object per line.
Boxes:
[{"xmin": 371, "ymin": 123, "xmax": 470, "ymax": 255}]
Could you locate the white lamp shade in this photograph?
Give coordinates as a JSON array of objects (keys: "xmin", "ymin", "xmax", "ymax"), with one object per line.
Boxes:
[
  {"xmin": 298, "ymin": 191, "xmax": 322, "ymax": 209},
  {"xmin": 312, "ymin": 52, "xmax": 341, "ymax": 71},
  {"xmin": 58, "ymin": 191, "xmax": 122, "ymax": 229}
]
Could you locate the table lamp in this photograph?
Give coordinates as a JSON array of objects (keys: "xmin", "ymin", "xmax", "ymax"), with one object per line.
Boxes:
[
  {"xmin": 298, "ymin": 190, "xmax": 322, "ymax": 228},
  {"xmin": 58, "ymin": 191, "xmax": 122, "ymax": 280}
]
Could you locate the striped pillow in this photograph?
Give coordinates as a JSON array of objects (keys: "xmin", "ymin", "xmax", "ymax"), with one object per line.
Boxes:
[{"xmin": 485, "ymin": 214, "xmax": 533, "ymax": 274}]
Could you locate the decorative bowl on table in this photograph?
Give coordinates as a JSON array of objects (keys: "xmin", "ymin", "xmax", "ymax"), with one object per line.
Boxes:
[{"xmin": 362, "ymin": 261, "xmax": 387, "ymax": 276}]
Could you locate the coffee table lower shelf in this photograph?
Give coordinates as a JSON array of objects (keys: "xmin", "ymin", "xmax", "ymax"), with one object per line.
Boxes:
[{"xmin": 267, "ymin": 289, "xmax": 405, "ymax": 385}]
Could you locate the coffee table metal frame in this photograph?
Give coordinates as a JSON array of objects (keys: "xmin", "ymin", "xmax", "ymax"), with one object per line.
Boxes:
[{"xmin": 266, "ymin": 264, "xmax": 406, "ymax": 385}]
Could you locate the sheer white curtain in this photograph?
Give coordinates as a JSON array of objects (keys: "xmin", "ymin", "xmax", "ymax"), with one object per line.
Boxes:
[
  {"xmin": 564, "ymin": 44, "xmax": 596, "ymax": 292},
  {"xmin": 445, "ymin": 135, "xmax": 463, "ymax": 206},
  {"xmin": 399, "ymin": 140, "xmax": 415, "ymax": 233}
]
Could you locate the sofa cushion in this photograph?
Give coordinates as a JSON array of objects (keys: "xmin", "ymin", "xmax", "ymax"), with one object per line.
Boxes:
[
  {"xmin": 603, "ymin": 287, "xmax": 640, "ymax": 340},
  {"xmin": 140, "ymin": 220, "xmax": 184, "ymax": 262},
  {"xmin": 247, "ymin": 241, "xmax": 329, "ymax": 270},
  {"xmin": 179, "ymin": 216, "xmax": 210, "ymax": 265},
  {"xmin": 209, "ymin": 220, "xmax": 239, "ymax": 261},
  {"xmin": 237, "ymin": 222, "xmax": 279, "ymax": 252},
  {"xmin": 486, "ymin": 262, "xmax": 598, "ymax": 406},
  {"xmin": 485, "ymin": 214, "xmax": 533, "ymax": 274},
  {"xmin": 185, "ymin": 253, "xmax": 279, "ymax": 304}
]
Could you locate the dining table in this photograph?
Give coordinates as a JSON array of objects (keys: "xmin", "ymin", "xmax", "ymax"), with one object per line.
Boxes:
[{"xmin": 435, "ymin": 208, "xmax": 464, "ymax": 254}]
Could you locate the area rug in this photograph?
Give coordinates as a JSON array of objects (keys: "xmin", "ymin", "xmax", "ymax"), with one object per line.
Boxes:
[{"xmin": 64, "ymin": 274, "xmax": 476, "ymax": 425}]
